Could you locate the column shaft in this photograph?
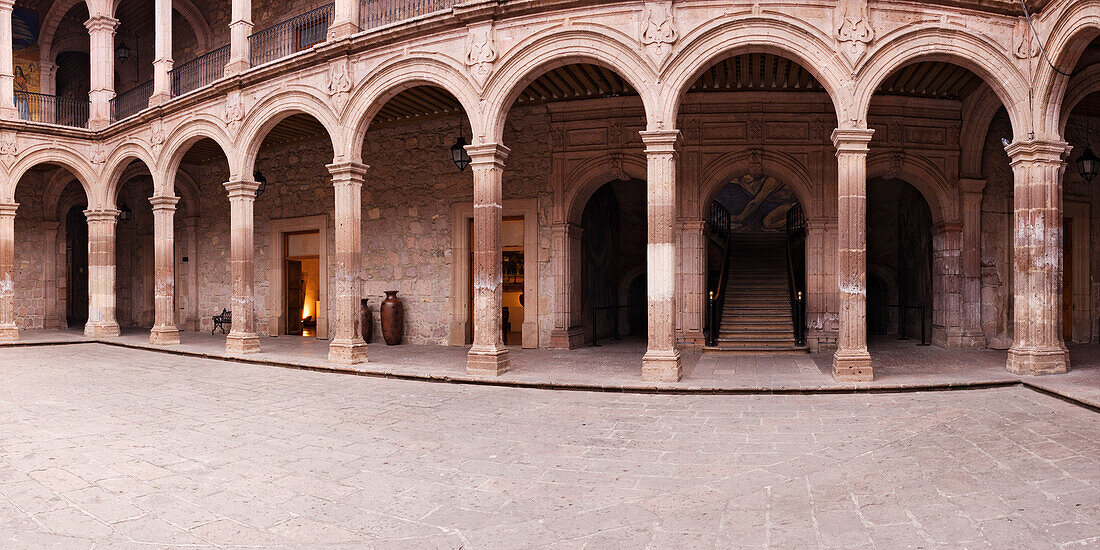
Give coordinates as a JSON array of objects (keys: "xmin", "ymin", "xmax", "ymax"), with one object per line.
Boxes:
[
  {"xmin": 224, "ymin": 180, "xmax": 260, "ymax": 353},
  {"xmin": 931, "ymin": 223, "xmax": 963, "ymax": 348},
  {"xmin": 680, "ymin": 219, "xmax": 705, "ymax": 344},
  {"xmin": 466, "ymin": 144, "xmax": 510, "ymax": 375},
  {"xmin": 1006, "ymin": 140, "xmax": 1070, "ymax": 374},
  {"xmin": 225, "ymin": 0, "xmax": 252, "ymax": 75},
  {"xmin": 84, "ymin": 209, "xmax": 120, "ymax": 337},
  {"xmin": 549, "ymin": 222, "xmax": 584, "ymax": 348},
  {"xmin": 0, "ymin": 203, "xmax": 17, "ymax": 341},
  {"xmin": 0, "ymin": 0, "xmax": 16, "ymax": 119},
  {"xmin": 85, "ymin": 15, "xmax": 118, "ymax": 129},
  {"xmin": 640, "ymin": 130, "xmax": 681, "ymax": 382},
  {"xmin": 327, "ymin": 162, "xmax": 369, "ymax": 364},
  {"xmin": 150, "ymin": 0, "xmax": 173, "ymax": 105},
  {"xmin": 832, "ymin": 128, "xmax": 875, "ymax": 382},
  {"xmin": 329, "ymin": 0, "xmax": 360, "ymax": 39},
  {"xmin": 959, "ymin": 179, "xmax": 987, "ymax": 348},
  {"xmin": 150, "ymin": 196, "xmax": 179, "ymax": 344}
]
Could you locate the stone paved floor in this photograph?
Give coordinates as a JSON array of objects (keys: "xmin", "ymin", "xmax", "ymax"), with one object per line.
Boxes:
[{"xmin": 0, "ymin": 344, "xmax": 1098, "ymax": 548}]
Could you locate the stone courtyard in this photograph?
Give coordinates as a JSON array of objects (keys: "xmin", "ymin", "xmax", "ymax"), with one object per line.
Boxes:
[{"xmin": 1, "ymin": 344, "xmax": 1098, "ymax": 548}]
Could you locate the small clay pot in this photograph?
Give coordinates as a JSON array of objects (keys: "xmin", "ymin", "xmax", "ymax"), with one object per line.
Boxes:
[
  {"xmin": 359, "ymin": 299, "xmax": 373, "ymax": 343},
  {"xmin": 379, "ymin": 290, "xmax": 404, "ymax": 345}
]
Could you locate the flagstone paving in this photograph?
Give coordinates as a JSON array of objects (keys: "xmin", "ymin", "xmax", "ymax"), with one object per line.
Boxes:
[{"xmin": 0, "ymin": 344, "xmax": 1098, "ymax": 548}]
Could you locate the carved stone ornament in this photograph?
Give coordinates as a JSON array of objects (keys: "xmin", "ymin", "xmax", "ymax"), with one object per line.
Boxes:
[
  {"xmin": 1014, "ymin": 18, "xmax": 1035, "ymax": 59},
  {"xmin": 888, "ymin": 121, "xmax": 903, "ymax": 146},
  {"xmin": 685, "ymin": 117, "xmax": 701, "ymax": 143},
  {"xmin": 0, "ymin": 130, "xmax": 17, "ymax": 166},
  {"xmin": 90, "ymin": 142, "xmax": 107, "ymax": 165},
  {"xmin": 609, "ymin": 120, "xmax": 623, "ymax": 147},
  {"xmin": 749, "ymin": 148, "xmax": 762, "ymax": 178},
  {"xmin": 149, "ymin": 119, "xmax": 165, "ymax": 154},
  {"xmin": 464, "ymin": 23, "xmax": 497, "ymax": 90},
  {"xmin": 748, "ymin": 118, "xmax": 762, "ymax": 144},
  {"xmin": 640, "ymin": 1, "xmax": 677, "ymax": 68},
  {"xmin": 550, "ymin": 126, "xmax": 565, "ymax": 151},
  {"xmin": 608, "ymin": 153, "xmax": 628, "ymax": 181},
  {"xmin": 887, "ymin": 150, "xmax": 904, "ymax": 180},
  {"xmin": 326, "ymin": 59, "xmax": 354, "ymax": 113},
  {"xmin": 836, "ymin": 0, "xmax": 874, "ymax": 66},
  {"xmin": 223, "ymin": 91, "xmax": 245, "ymax": 132}
]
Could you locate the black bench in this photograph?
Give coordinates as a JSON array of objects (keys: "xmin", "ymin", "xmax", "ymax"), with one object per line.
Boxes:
[{"xmin": 212, "ymin": 309, "xmax": 231, "ymax": 334}]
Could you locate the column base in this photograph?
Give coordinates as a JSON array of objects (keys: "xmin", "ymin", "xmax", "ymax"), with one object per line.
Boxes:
[
  {"xmin": 833, "ymin": 348, "xmax": 873, "ymax": 382},
  {"xmin": 1006, "ymin": 344, "xmax": 1068, "ymax": 375},
  {"xmin": 327, "ymin": 22, "xmax": 358, "ymax": 39},
  {"xmin": 149, "ymin": 326, "xmax": 180, "ymax": 345},
  {"xmin": 0, "ymin": 106, "xmax": 17, "ymax": 120},
  {"xmin": 328, "ymin": 339, "xmax": 368, "ymax": 365},
  {"xmin": 225, "ymin": 331, "xmax": 261, "ymax": 354},
  {"xmin": 84, "ymin": 321, "xmax": 120, "ymax": 338},
  {"xmin": 549, "ymin": 327, "xmax": 584, "ymax": 349},
  {"xmin": 958, "ymin": 330, "xmax": 987, "ymax": 349},
  {"xmin": 224, "ymin": 59, "xmax": 249, "ymax": 77},
  {"xmin": 149, "ymin": 92, "xmax": 171, "ymax": 107},
  {"xmin": 467, "ymin": 345, "xmax": 510, "ymax": 376},
  {"xmin": 0, "ymin": 324, "xmax": 19, "ymax": 342},
  {"xmin": 88, "ymin": 117, "xmax": 110, "ymax": 131},
  {"xmin": 641, "ymin": 348, "xmax": 681, "ymax": 382}
]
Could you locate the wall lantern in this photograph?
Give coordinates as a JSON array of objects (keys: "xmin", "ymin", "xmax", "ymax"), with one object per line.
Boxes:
[
  {"xmin": 451, "ymin": 116, "xmax": 471, "ymax": 171},
  {"xmin": 115, "ymin": 41, "xmax": 130, "ymax": 63},
  {"xmin": 1078, "ymin": 146, "xmax": 1099, "ymax": 183},
  {"xmin": 254, "ymin": 171, "xmax": 268, "ymax": 198},
  {"xmin": 119, "ymin": 202, "xmax": 132, "ymax": 223}
]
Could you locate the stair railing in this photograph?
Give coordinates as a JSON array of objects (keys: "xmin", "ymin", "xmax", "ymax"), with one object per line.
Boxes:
[
  {"xmin": 706, "ymin": 202, "xmax": 732, "ymax": 347},
  {"xmin": 785, "ymin": 203, "xmax": 806, "ymax": 346}
]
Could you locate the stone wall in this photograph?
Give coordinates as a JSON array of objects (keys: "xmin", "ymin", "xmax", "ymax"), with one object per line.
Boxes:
[{"xmin": 979, "ymin": 110, "xmax": 1013, "ymax": 349}]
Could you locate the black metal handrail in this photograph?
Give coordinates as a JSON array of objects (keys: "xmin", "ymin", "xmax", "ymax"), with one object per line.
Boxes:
[
  {"xmin": 360, "ymin": 0, "xmax": 455, "ymax": 31},
  {"xmin": 786, "ymin": 203, "xmax": 806, "ymax": 347},
  {"xmin": 14, "ymin": 91, "xmax": 89, "ymax": 128},
  {"xmin": 705, "ymin": 202, "xmax": 733, "ymax": 347},
  {"xmin": 111, "ymin": 80, "xmax": 153, "ymax": 121},
  {"xmin": 878, "ymin": 304, "xmax": 930, "ymax": 346},
  {"xmin": 589, "ymin": 305, "xmax": 627, "ymax": 347},
  {"xmin": 171, "ymin": 45, "xmax": 230, "ymax": 97},
  {"xmin": 250, "ymin": 4, "xmax": 334, "ymax": 67}
]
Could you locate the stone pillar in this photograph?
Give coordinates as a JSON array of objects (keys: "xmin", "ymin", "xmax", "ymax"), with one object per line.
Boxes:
[
  {"xmin": 805, "ymin": 218, "xmax": 837, "ymax": 350},
  {"xmin": 84, "ymin": 209, "xmax": 120, "ymax": 337},
  {"xmin": 831, "ymin": 128, "xmax": 875, "ymax": 382},
  {"xmin": 225, "ymin": 0, "xmax": 252, "ymax": 76},
  {"xmin": 150, "ymin": 0, "xmax": 173, "ymax": 105},
  {"xmin": 549, "ymin": 221, "xmax": 584, "ymax": 348},
  {"xmin": 149, "ymin": 196, "xmax": 179, "ymax": 344},
  {"xmin": 931, "ymin": 222, "xmax": 963, "ymax": 348},
  {"xmin": 1005, "ymin": 139, "xmax": 1070, "ymax": 375},
  {"xmin": 223, "ymin": 180, "xmax": 260, "ymax": 353},
  {"xmin": 680, "ymin": 219, "xmax": 705, "ymax": 344},
  {"xmin": 466, "ymin": 143, "xmax": 510, "ymax": 375},
  {"xmin": 329, "ymin": 0, "xmax": 360, "ymax": 39},
  {"xmin": 639, "ymin": 130, "xmax": 681, "ymax": 382},
  {"xmin": 0, "ymin": 0, "xmax": 17, "ymax": 120},
  {"xmin": 0, "ymin": 202, "xmax": 17, "ymax": 341},
  {"xmin": 958, "ymin": 178, "xmax": 987, "ymax": 348},
  {"xmin": 327, "ymin": 162, "xmax": 369, "ymax": 364},
  {"xmin": 43, "ymin": 221, "xmax": 60, "ymax": 328},
  {"xmin": 85, "ymin": 15, "xmax": 118, "ymax": 129},
  {"xmin": 39, "ymin": 61, "xmax": 57, "ymax": 96},
  {"xmin": 182, "ymin": 216, "xmax": 199, "ymax": 331}
]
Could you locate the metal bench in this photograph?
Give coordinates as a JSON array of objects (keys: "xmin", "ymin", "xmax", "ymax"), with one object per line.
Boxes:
[{"xmin": 212, "ymin": 309, "xmax": 231, "ymax": 334}]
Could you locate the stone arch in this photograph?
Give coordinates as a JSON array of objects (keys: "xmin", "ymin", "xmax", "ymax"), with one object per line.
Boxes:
[
  {"xmin": 659, "ymin": 15, "xmax": 850, "ymax": 127},
  {"xmin": 50, "ymin": 34, "xmax": 90, "ymax": 58},
  {"xmin": 5, "ymin": 147, "xmax": 97, "ymax": 206},
  {"xmin": 159, "ymin": 116, "xmax": 238, "ymax": 195},
  {"xmin": 343, "ymin": 57, "xmax": 482, "ymax": 163},
  {"xmin": 173, "ymin": 0, "xmax": 213, "ymax": 52},
  {"xmin": 102, "ymin": 142, "xmax": 157, "ymax": 206},
  {"xmin": 480, "ymin": 29, "xmax": 659, "ymax": 142},
  {"xmin": 562, "ymin": 154, "xmax": 648, "ymax": 226},
  {"xmin": 959, "ymin": 84, "xmax": 1003, "ymax": 179},
  {"xmin": 237, "ymin": 88, "xmax": 343, "ymax": 177},
  {"xmin": 866, "ymin": 152, "xmax": 957, "ymax": 226},
  {"xmin": 853, "ymin": 26, "xmax": 1030, "ymax": 138},
  {"xmin": 41, "ymin": 166, "xmax": 86, "ymax": 222},
  {"xmin": 697, "ymin": 149, "xmax": 818, "ymax": 221},
  {"xmin": 1057, "ymin": 64, "xmax": 1100, "ymax": 136},
  {"xmin": 1034, "ymin": 1, "xmax": 1100, "ymax": 137}
]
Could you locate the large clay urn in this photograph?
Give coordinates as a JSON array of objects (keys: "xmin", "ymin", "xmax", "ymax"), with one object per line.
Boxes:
[
  {"xmin": 359, "ymin": 298, "xmax": 373, "ymax": 343},
  {"xmin": 379, "ymin": 291, "xmax": 404, "ymax": 345}
]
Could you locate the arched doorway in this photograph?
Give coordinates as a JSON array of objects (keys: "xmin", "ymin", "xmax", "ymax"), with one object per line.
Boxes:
[
  {"xmin": 704, "ymin": 174, "xmax": 805, "ymax": 350},
  {"xmin": 64, "ymin": 203, "xmax": 88, "ymax": 327},
  {"xmin": 866, "ymin": 178, "xmax": 933, "ymax": 344},
  {"xmin": 580, "ymin": 179, "xmax": 646, "ymax": 345}
]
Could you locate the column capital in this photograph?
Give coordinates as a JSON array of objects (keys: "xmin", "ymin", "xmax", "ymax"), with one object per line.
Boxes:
[
  {"xmin": 932, "ymin": 221, "xmax": 964, "ymax": 235},
  {"xmin": 681, "ymin": 219, "xmax": 706, "ymax": 231},
  {"xmin": 551, "ymin": 221, "xmax": 583, "ymax": 239},
  {"xmin": 149, "ymin": 195, "xmax": 180, "ymax": 211},
  {"xmin": 467, "ymin": 143, "xmax": 510, "ymax": 166},
  {"xmin": 1004, "ymin": 139, "xmax": 1071, "ymax": 165},
  {"xmin": 831, "ymin": 128, "xmax": 875, "ymax": 153},
  {"xmin": 326, "ymin": 161, "xmax": 369, "ymax": 182},
  {"xmin": 639, "ymin": 130, "xmax": 681, "ymax": 153},
  {"xmin": 0, "ymin": 202, "xmax": 17, "ymax": 217},
  {"xmin": 223, "ymin": 180, "xmax": 260, "ymax": 198},
  {"xmin": 84, "ymin": 208, "xmax": 120, "ymax": 223},
  {"xmin": 85, "ymin": 15, "xmax": 119, "ymax": 33},
  {"xmin": 958, "ymin": 177, "xmax": 987, "ymax": 195},
  {"xmin": 0, "ymin": 1, "xmax": 15, "ymax": 12}
]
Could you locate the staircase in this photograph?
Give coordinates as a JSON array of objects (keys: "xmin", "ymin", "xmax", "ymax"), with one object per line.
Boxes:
[{"xmin": 708, "ymin": 233, "xmax": 807, "ymax": 353}]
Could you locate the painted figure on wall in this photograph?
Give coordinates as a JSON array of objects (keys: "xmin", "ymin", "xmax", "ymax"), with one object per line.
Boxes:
[{"xmin": 715, "ymin": 175, "xmax": 799, "ymax": 233}]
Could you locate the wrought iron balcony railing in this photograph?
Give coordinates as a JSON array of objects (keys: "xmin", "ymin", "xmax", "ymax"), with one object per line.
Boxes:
[
  {"xmin": 360, "ymin": 0, "xmax": 454, "ymax": 31},
  {"xmin": 111, "ymin": 80, "xmax": 153, "ymax": 121},
  {"xmin": 171, "ymin": 45, "xmax": 230, "ymax": 97},
  {"xmin": 250, "ymin": 4, "xmax": 334, "ymax": 67},
  {"xmin": 14, "ymin": 91, "xmax": 90, "ymax": 128}
]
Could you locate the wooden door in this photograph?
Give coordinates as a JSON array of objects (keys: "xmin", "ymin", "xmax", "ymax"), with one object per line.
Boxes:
[
  {"xmin": 1063, "ymin": 218, "xmax": 1073, "ymax": 341},
  {"xmin": 286, "ymin": 260, "xmax": 304, "ymax": 335}
]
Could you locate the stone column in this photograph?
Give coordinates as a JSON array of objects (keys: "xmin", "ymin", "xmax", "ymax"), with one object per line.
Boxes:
[
  {"xmin": 149, "ymin": 196, "xmax": 179, "ymax": 344},
  {"xmin": 223, "ymin": 180, "xmax": 260, "ymax": 353},
  {"xmin": 931, "ymin": 222, "xmax": 963, "ymax": 347},
  {"xmin": 329, "ymin": 0, "xmax": 360, "ymax": 39},
  {"xmin": 639, "ymin": 130, "xmax": 681, "ymax": 382},
  {"xmin": 225, "ymin": 0, "xmax": 252, "ymax": 76},
  {"xmin": 1005, "ymin": 139, "xmax": 1070, "ymax": 374},
  {"xmin": 680, "ymin": 219, "xmax": 705, "ymax": 344},
  {"xmin": 39, "ymin": 61, "xmax": 57, "ymax": 96},
  {"xmin": 466, "ymin": 143, "xmax": 510, "ymax": 375},
  {"xmin": 150, "ymin": 0, "xmax": 173, "ymax": 105},
  {"xmin": 805, "ymin": 218, "xmax": 837, "ymax": 350},
  {"xmin": 182, "ymin": 216, "xmax": 199, "ymax": 331},
  {"xmin": 0, "ymin": 0, "xmax": 17, "ymax": 119},
  {"xmin": 84, "ymin": 209, "xmax": 120, "ymax": 337},
  {"xmin": 327, "ymin": 162, "xmax": 369, "ymax": 364},
  {"xmin": 832, "ymin": 128, "xmax": 875, "ymax": 382},
  {"xmin": 549, "ymin": 221, "xmax": 584, "ymax": 348},
  {"xmin": 43, "ymin": 221, "xmax": 60, "ymax": 328},
  {"xmin": 85, "ymin": 15, "xmax": 118, "ymax": 129},
  {"xmin": 0, "ymin": 202, "xmax": 17, "ymax": 341},
  {"xmin": 958, "ymin": 178, "xmax": 987, "ymax": 348}
]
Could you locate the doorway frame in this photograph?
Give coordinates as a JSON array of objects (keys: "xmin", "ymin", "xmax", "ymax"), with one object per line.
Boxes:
[
  {"xmin": 267, "ymin": 215, "xmax": 329, "ymax": 339},
  {"xmin": 1064, "ymin": 200, "xmax": 1090, "ymax": 342},
  {"xmin": 450, "ymin": 198, "xmax": 540, "ymax": 348}
]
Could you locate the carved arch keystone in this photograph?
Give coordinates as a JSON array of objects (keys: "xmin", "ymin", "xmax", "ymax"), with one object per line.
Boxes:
[
  {"xmin": 836, "ymin": 0, "xmax": 874, "ymax": 66},
  {"xmin": 465, "ymin": 21, "xmax": 498, "ymax": 91},
  {"xmin": 640, "ymin": 0, "xmax": 677, "ymax": 69}
]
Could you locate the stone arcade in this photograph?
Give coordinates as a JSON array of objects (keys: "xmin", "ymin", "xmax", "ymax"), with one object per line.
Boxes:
[{"xmin": 1, "ymin": 0, "xmax": 1099, "ymax": 383}]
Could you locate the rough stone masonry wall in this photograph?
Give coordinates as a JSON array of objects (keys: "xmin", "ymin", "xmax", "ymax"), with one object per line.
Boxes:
[
  {"xmin": 11, "ymin": 172, "xmax": 51, "ymax": 330},
  {"xmin": 980, "ymin": 111, "xmax": 1014, "ymax": 349}
]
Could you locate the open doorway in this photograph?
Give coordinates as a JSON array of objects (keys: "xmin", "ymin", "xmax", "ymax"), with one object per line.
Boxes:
[
  {"xmin": 65, "ymin": 204, "xmax": 88, "ymax": 328},
  {"xmin": 284, "ymin": 230, "xmax": 320, "ymax": 337}
]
